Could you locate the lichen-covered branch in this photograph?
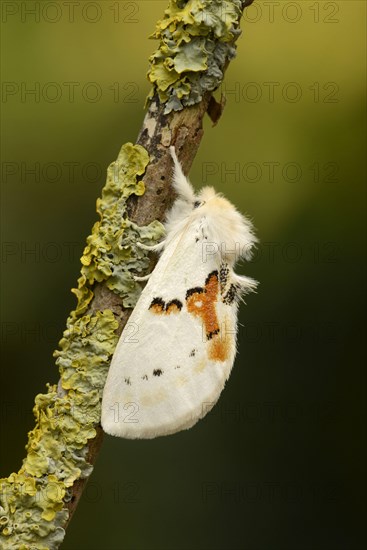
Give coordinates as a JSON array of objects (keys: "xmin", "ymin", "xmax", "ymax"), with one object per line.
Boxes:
[
  {"xmin": 148, "ymin": 0, "xmax": 246, "ymax": 113},
  {"xmin": 0, "ymin": 1, "xmax": 254, "ymax": 548}
]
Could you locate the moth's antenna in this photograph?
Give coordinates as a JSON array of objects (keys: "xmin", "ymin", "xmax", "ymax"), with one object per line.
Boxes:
[{"xmin": 169, "ymin": 146, "xmax": 195, "ymax": 203}]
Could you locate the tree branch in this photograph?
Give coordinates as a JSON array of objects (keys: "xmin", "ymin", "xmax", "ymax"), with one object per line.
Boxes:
[{"xmin": 0, "ymin": 1, "xmax": 255, "ymax": 548}]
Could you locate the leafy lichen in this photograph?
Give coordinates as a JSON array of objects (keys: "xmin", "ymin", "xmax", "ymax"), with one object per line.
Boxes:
[
  {"xmin": 147, "ymin": 0, "xmax": 243, "ymax": 113},
  {"xmin": 75, "ymin": 142, "xmax": 165, "ymax": 314},
  {"xmin": 0, "ymin": 143, "xmax": 164, "ymax": 549}
]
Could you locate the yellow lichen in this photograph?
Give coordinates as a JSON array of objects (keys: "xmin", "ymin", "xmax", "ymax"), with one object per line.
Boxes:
[
  {"xmin": 147, "ymin": 0, "xmax": 243, "ymax": 113},
  {"xmin": 0, "ymin": 143, "xmax": 164, "ymax": 549},
  {"xmin": 73, "ymin": 142, "xmax": 164, "ymax": 314}
]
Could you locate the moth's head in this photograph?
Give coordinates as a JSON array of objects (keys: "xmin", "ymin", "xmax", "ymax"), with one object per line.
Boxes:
[
  {"xmin": 166, "ymin": 149, "xmax": 257, "ymax": 263},
  {"xmin": 191, "ymin": 186, "xmax": 257, "ymax": 262},
  {"xmin": 194, "ymin": 186, "xmax": 235, "ymax": 214}
]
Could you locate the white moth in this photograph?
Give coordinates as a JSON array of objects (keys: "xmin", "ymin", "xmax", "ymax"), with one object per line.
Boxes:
[{"xmin": 101, "ymin": 146, "xmax": 258, "ymax": 438}]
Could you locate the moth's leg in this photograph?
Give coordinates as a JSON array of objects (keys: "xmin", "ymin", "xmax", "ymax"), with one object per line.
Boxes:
[
  {"xmin": 134, "ymin": 240, "xmax": 166, "ymax": 280},
  {"xmin": 133, "ymin": 273, "xmax": 152, "ymax": 282},
  {"xmin": 221, "ymin": 271, "xmax": 257, "ymax": 305},
  {"xmin": 231, "ymin": 272, "xmax": 258, "ymax": 294},
  {"xmin": 136, "ymin": 240, "xmax": 166, "ymax": 253}
]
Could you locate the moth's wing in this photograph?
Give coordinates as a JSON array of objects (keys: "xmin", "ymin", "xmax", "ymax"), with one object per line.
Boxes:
[{"xmin": 101, "ymin": 231, "xmax": 239, "ymax": 439}]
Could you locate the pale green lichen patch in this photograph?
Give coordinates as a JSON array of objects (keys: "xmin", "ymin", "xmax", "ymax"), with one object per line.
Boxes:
[
  {"xmin": 0, "ymin": 142, "xmax": 164, "ymax": 548},
  {"xmin": 75, "ymin": 142, "xmax": 165, "ymax": 314},
  {"xmin": 147, "ymin": 0, "xmax": 243, "ymax": 113},
  {"xmin": 0, "ymin": 311, "xmax": 118, "ymax": 549}
]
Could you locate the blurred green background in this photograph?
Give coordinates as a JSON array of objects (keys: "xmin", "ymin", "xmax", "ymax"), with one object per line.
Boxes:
[{"xmin": 1, "ymin": 1, "xmax": 366, "ymax": 549}]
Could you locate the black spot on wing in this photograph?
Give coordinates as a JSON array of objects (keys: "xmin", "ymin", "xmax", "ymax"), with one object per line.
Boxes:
[
  {"xmin": 205, "ymin": 270, "xmax": 219, "ymax": 286},
  {"xmin": 149, "ymin": 297, "xmax": 165, "ymax": 310},
  {"xmin": 223, "ymin": 283, "xmax": 238, "ymax": 305},
  {"xmin": 142, "ymin": 374, "xmax": 148, "ymax": 381},
  {"xmin": 124, "ymin": 377, "xmax": 131, "ymax": 386},
  {"xmin": 207, "ymin": 328, "xmax": 220, "ymax": 340},
  {"xmin": 186, "ymin": 287, "xmax": 204, "ymax": 299},
  {"xmin": 219, "ymin": 262, "xmax": 230, "ymax": 294},
  {"xmin": 165, "ymin": 299, "xmax": 183, "ymax": 311},
  {"xmin": 153, "ymin": 369, "xmax": 163, "ymax": 377},
  {"xmin": 189, "ymin": 349, "xmax": 197, "ymax": 357}
]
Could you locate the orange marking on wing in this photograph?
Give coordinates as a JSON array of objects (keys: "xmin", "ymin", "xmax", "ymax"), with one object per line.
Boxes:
[
  {"xmin": 166, "ymin": 304, "xmax": 178, "ymax": 314},
  {"xmin": 165, "ymin": 302, "xmax": 182, "ymax": 314},
  {"xmin": 186, "ymin": 272, "xmax": 220, "ymax": 338},
  {"xmin": 208, "ymin": 337, "xmax": 229, "ymax": 362},
  {"xmin": 150, "ymin": 298, "xmax": 182, "ymax": 315},
  {"xmin": 149, "ymin": 303, "xmax": 165, "ymax": 315},
  {"xmin": 209, "ymin": 315, "xmax": 234, "ymax": 362}
]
